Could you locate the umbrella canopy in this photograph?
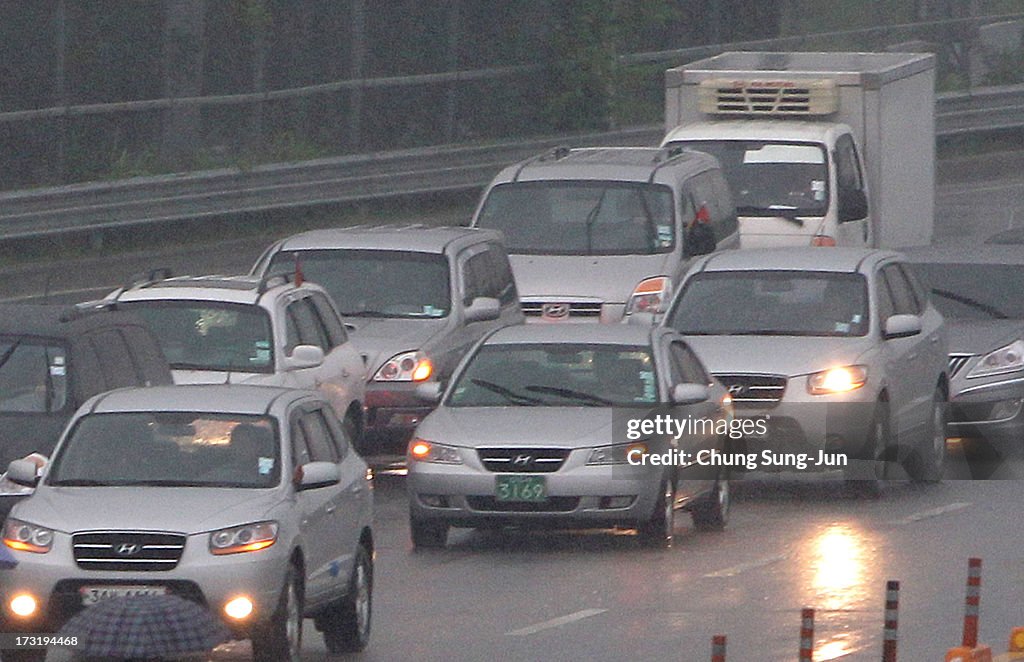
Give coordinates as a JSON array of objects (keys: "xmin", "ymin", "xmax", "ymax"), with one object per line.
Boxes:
[
  {"xmin": 0, "ymin": 543, "xmax": 17, "ymax": 570},
  {"xmin": 57, "ymin": 594, "xmax": 230, "ymax": 659}
]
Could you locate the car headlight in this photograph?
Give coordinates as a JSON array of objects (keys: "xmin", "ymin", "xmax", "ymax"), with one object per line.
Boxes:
[
  {"xmin": 967, "ymin": 340, "xmax": 1024, "ymax": 379},
  {"xmin": 373, "ymin": 350, "xmax": 433, "ymax": 382},
  {"xmin": 3, "ymin": 519, "xmax": 54, "ymax": 554},
  {"xmin": 625, "ymin": 276, "xmax": 672, "ymax": 316},
  {"xmin": 807, "ymin": 365, "xmax": 868, "ymax": 395},
  {"xmin": 407, "ymin": 439, "xmax": 463, "ymax": 464},
  {"xmin": 586, "ymin": 441, "xmax": 649, "ymax": 465},
  {"xmin": 209, "ymin": 521, "xmax": 278, "ymax": 555}
]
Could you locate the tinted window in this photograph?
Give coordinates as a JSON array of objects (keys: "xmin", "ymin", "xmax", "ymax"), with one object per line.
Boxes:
[
  {"xmin": 88, "ymin": 330, "xmax": 138, "ymax": 389},
  {"xmin": 120, "ymin": 326, "xmax": 172, "ymax": 385},
  {"xmin": 300, "ymin": 410, "xmax": 338, "ymax": 463},
  {"xmin": 668, "ymin": 271, "xmax": 869, "ymax": 337},
  {"xmin": 0, "ymin": 339, "xmax": 68, "ymax": 413},
  {"xmin": 909, "ymin": 262, "xmax": 1024, "ymax": 320},
  {"xmin": 291, "ymin": 417, "xmax": 312, "ymax": 467},
  {"xmin": 320, "ymin": 405, "xmax": 350, "ymax": 460},
  {"xmin": 122, "ymin": 301, "xmax": 274, "ymax": 373},
  {"xmin": 268, "ymin": 250, "xmax": 450, "ymax": 319},
  {"xmin": 309, "ymin": 293, "xmax": 347, "ymax": 347},
  {"xmin": 881, "ymin": 264, "xmax": 917, "ymax": 316},
  {"xmin": 670, "ymin": 342, "xmax": 709, "ymax": 384},
  {"xmin": 448, "ymin": 343, "xmax": 658, "ymax": 407},
  {"xmin": 835, "ymin": 133, "xmax": 865, "ymax": 194},
  {"xmin": 288, "ymin": 298, "xmax": 328, "ymax": 350},
  {"xmin": 476, "ymin": 181, "xmax": 676, "ymax": 256}
]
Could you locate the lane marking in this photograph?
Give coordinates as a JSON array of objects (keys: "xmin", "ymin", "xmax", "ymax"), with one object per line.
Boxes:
[
  {"xmin": 889, "ymin": 502, "xmax": 971, "ymax": 526},
  {"xmin": 703, "ymin": 553, "xmax": 789, "ymax": 578},
  {"xmin": 505, "ymin": 608, "xmax": 607, "ymax": 636}
]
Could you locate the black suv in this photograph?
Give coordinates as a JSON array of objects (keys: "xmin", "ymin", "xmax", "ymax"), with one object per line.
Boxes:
[{"xmin": 0, "ymin": 304, "xmax": 172, "ymax": 510}]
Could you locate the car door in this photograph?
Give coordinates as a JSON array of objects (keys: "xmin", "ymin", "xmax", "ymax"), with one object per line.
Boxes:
[
  {"xmin": 445, "ymin": 246, "xmax": 505, "ymax": 379},
  {"xmin": 281, "ymin": 295, "xmax": 354, "ymax": 416},
  {"xmin": 320, "ymin": 404, "xmax": 370, "ymax": 575},
  {"xmin": 291, "ymin": 406, "xmax": 347, "ymax": 606},
  {"xmin": 663, "ymin": 336, "xmax": 720, "ymax": 501},
  {"xmin": 308, "ymin": 291, "xmax": 366, "ymax": 411}
]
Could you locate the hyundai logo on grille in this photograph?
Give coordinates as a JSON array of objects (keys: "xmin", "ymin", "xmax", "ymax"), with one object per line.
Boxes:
[
  {"xmin": 727, "ymin": 384, "xmax": 746, "ymax": 396},
  {"xmin": 541, "ymin": 303, "xmax": 570, "ymax": 320},
  {"xmin": 115, "ymin": 543, "xmax": 141, "ymax": 557},
  {"xmin": 512, "ymin": 454, "xmax": 532, "ymax": 467}
]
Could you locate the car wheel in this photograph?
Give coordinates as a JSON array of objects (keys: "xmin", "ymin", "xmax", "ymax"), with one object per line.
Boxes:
[
  {"xmin": 844, "ymin": 403, "xmax": 889, "ymax": 498},
  {"xmin": 252, "ymin": 563, "xmax": 303, "ymax": 662},
  {"xmin": 637, "ymin": 479, "xmax": 675, "ymax": 548},
  {"xmin": 904, "ymin": 388, "xmax": 947, "ymax": 483},
  {"xmin": 318, "ymin": 543, "xmax": 373, "ymax": 653},
  {"xmin": 691, "ymin": 472, "xmax": 730, "ymax": 531},
  {"xmin": 410, "ymin": 515, "xmax": 449, "ymax": 549},
  {"xmin": 342, "ymin": 408, "xmax": 362, "ymax": 447}
]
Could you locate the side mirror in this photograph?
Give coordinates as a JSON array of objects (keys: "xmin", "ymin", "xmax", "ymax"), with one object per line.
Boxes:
[
  {"xmin": 294, "ymin": 461, "xmax": 341, "ymax": 491},
  {"xmin": 883, "ymin": 314, "xmax": 922, "ymax": 340},
  {"xmin": 415, "ymin": 382, "xmax": 443, "ymax": 403},
  {"xmin": 284, "ymin": 344, "xmax": 324, "ymax": 370},
  {"xmin": 464, "ymin": 297, "xmax": 501, "ymax": 324},
  {"xmin": 672, "ymin": 383, "xmax": 709, "ymax": 405},
  {"xmin": 838, "ymin": 188, "xmax": 868, "ymax": 222},
  {"xmin": 6, "ymin": 459, "xmax": 40, "ymax": 488}
]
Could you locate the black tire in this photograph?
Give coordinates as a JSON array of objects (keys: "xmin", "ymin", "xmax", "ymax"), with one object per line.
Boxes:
[
  {"xmin": 319, "ymin": 544, "xmax": 373, "ymax": 653},
  {"xmin": 1, "ymin": 650, "xmax": 46, "ymax": 662},
  {"xmin": 904, "ymin": 388, "xmax": 947, "ymax": 483},
  {"xmin": 691, "ymin": 473, "xmax": 730, "ymax": 531},
  {"xmin": 637, "ymin": 479, "xmax": 675, "ymax": 548},
  {"xmin": 252, "ymin": 564, "xmax": 303, "ymax": 662},
  {"xmin": 343, "ymin": 408, "xmax": 362, "ymax": 448},
  {"xmin": 410, "ymin": 516, "xmax": 449, "ymax": 549},
  {"xmin": 844, "ymin": 403, "xmax": 889, "ymax": 498}
]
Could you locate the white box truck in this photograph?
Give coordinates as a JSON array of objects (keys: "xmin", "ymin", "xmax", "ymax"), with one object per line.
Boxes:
[{"xmin": 662, "ymin": 51, "xmax": 935, "ymax": 249}]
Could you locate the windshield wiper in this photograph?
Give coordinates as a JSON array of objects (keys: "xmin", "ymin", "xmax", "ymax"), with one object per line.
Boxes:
[
  {"xmin": 342, "ymin": 310, "xmax": 392, "ymax": 317},
  {"xmin": 931, "ymin": 288, "xmax": 1007, "ymax": 319},
  {"xmin": 583, "ymin": 189, "xmax": 609, "ymax": 254},
  {"xmin": 50, "ymin": 479, "xmax": 111, "ymax": 487},
  {"xmin": 523, "ymin": 385, "xmax": 615, "ymax": 406},
  {"xmin": 112, "ymin": 479, "xmax": 201, "ymax": 487},
  {"xmin": 470, "ymin": 378, "xmax": 543, "ymax": 405},
  {"xmin": 736, "ymin": 205, "xmax": 806, "ymax": 226}
]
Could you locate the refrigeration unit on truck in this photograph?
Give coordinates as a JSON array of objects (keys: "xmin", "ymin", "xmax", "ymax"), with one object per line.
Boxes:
[{"xmin": 661, "ymin": 51, "xmax": 935, "ymax": 249}]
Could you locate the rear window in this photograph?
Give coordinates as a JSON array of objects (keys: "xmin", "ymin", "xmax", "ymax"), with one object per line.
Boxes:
[{"xmin": 0, "ymin": 338, "xmax": 69, "ymax": 414}]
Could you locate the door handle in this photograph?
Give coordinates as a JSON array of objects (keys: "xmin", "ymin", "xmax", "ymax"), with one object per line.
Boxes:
[
  {"xmin": 341, "ymin": 369, "xmax": 350, "ymax": 378},
  {"xmin": 906, "ymin": 352, "xmax": 918, "ymax": 361},
  {"xmin": 325, "ymin": 504, "xmax": 336, "ymax": 514}
]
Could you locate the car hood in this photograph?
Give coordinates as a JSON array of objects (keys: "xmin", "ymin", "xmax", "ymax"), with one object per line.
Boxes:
[
  {"xmin": 417, "ymin": 406, "xmax": 616, "ymax": 448},
  {"xmin": 510, "ymin": 253, "xmax": 672, "ymax": 303},
  {"xmin": 14, "ymin": 486, "xmax": 284, "ymax": 534},
  {"xmin": 945, "ymin": 319, "xmax": 1022, "ymax": 355},
  {"xmin": 344, "ymin": 318, "xmax": 448, "ymax": 373},
  {"xmin": 683, "ymin": 335, "xmax": 872, "ymax": 376}
]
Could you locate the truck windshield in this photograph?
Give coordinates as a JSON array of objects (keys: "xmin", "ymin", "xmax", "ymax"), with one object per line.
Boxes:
[
  {"xmin": 668, "ymin": 271, "xmax": 868, "ymax": 337},
  {"xmin": 677, "ymin": 141, "xmax": 828, "ymax": 218},
  {"xmin": 475, "ymin": 181, "xmax": 675, "ymax": 256}
]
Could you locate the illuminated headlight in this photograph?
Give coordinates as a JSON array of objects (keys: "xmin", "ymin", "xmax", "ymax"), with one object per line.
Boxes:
[
  {"xmin": 967, "ymin": 340, "xmax": 1024, "ymax": 379},
  {"xmin": 373, "ymin": 350, "xmax": 433, "ymax": 382},
  {"xmin": 407, "ymin": 439, "xmax": 463, "ymax": 464},
  {"xmin": 807, "ymin": 365, "xmax": 868, "ymax": 395},
  {"xmin": 3, "ymin": 519, "xmax": 54, "ymax": 554},
  {"xmin": 625, "ymin": 276, "xmax": 672, "ymax": 316},
  {"xmin": 587, "ymin": 442, "xmax": 648, "ymax": 465},
  {"xmin": 209, "ymin": 521, "xmax": 278, "ymax": 555}
]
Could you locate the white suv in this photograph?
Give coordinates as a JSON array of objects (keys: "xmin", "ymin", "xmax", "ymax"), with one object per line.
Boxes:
[{"xmin": 100, "ymin": 271, "xmax": 367, "ymax": 438}]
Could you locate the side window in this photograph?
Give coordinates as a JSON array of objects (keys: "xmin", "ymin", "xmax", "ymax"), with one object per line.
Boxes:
[
  {"xmin": 897, "ymin": 263, "xmax": 927, "ymax": 314},
  {"xmin": 683, "ymin": 173, "xmax": 719, "ymax": 256},
  {"xmin": 487, "ymin": 246, "xmax": 518, "ymax": 307},
  {"xmin": 875, "ymin": 271, "xmax": 897, "ymax": 324},
  {"xmin": 310, "ymin": 293, "xmax": 347, "ymax": 347},
  {"xmin": 709, "ymin": 171, "xmax": 738, "ymax": 240},
  {"xmin": 835, "ymin": 134, "xmax": 865, "ymax": 194},
  {"xmin": 461, "ymin": 251, "xmax": 489, "ymax": 306},
  {"xmin": 87, "ymin": 330, "xmax": 139, "ymax": 389},
  {"xmin": 882, "ymin": 264, "xmax": 917, "ymax": 315},
  {"xmin": 70, "ymin": 339, "xmax": 106, "ymax": 400},
  {"xmin": 290, "ymin": 417, "xmax": 312, "ymax": 468},
  {"xmin": 120, "ymin": 326, "xmax": 171, "ymax": 385},
  {"xmin": 285, "ymin": 308, "xmax": 301, "ymax": 354},
  {"xmin": 286, "ymin": 298, "xmax": 328, "ymax": 350},
  {"xmin": 670, "ymin": 341, "xmax": 710, "ymax": 384},
  {"xmin": 300, "ymin": 410, "xmax": 338, "ymax": 463},
  {"xmin": 320, "ymin": 406, "xmax": 350, "ymax": 460}
]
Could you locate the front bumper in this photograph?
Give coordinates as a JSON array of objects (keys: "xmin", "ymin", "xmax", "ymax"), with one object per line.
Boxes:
[
  {"xmin": 364, "ymin": 382, "xmax": 436, "ymax": 438},
  {"xmin": 947, "ymin": 375, "xmax": 1024, "ymax": 443},
  {"xmin": 408, "ymin": 451, "xmax": 673, "ymax": 528},
  {"xmin": 0, "ymin": 533, "xmax": 290, "ymax": 637}
]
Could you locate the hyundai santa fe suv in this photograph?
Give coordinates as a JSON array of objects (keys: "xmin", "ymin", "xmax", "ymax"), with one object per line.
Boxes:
[{"xmin": 0, "ymin": 384, "xmax": 374, "ymax": 662}]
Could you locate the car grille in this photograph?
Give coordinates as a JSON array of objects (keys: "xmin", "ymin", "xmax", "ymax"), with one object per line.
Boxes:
[
  {"xmin": 948, "ymin": 354, "xmax": 973, "ymax": 378},
  {"xmin": 72, "ymin": 531, "xmax": 186, "ymax": 572},
  {"xmin": 521, "ymin": 301, "xmax": 603, "ymax": 319},
  {"xmin": 477, "ymin": 448, "xmax": 571, "ymax": 473},
  {"xmin": 715, "ymin": 374, "xmax": 787, "ymax": 409},
  {"xmin": 465, "ymin": 496, "xmax": 580, "ymax": 512}
]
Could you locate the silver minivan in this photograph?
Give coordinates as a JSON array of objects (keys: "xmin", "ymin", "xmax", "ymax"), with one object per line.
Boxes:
[{"xmin": 471, "ymin": 146, "xmax": 739, "ymax": 322}]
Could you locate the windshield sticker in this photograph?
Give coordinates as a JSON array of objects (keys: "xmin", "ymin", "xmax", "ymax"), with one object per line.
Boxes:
[
  {"xmin": 656, "ymin": 225, "xmax": 673, "ymax": 247},
  {"xmin": 851, "ymin": 314, "xmax": 862, "ymax": 323},
  {"xmin": 639, "ymin": 370, "xmax": 656, "ymax": 401},
  {"xmin": 834, "ymin": 322, "xmax": 851, "ymax": 333},
  {"xmin": 254, "ymin": 348, "xmax": 271, "ymax": 363},
  {"xmin": 255, "ymin": 340, "xmax": 270, "ymax": 349},
  {"xmin": 258, "ymin": 457, "xmax": 274, "ymax": 475},
  {"xmin": 423, "ymin": 305, "xmax": 442, "ymax": 317},
  {"xmin": 49, "ymin": 365, "xmax": 66, "ymax": 376},
  {"xmin": 53, "ymin": 356, "xmax": 65, "ymax": 365}
]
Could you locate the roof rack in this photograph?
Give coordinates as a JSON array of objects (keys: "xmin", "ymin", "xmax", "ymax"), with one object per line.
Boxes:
[
  {"xmin": 647, "ymin": 147, "xmax": 697, "ymax": 183},
  {"xmin": 257, "ymin": 269, "xmax": 303, "ymax": 295},
  {"xmin": 511, "ymin": 145, "xmax": 571, "ymax": 182}
]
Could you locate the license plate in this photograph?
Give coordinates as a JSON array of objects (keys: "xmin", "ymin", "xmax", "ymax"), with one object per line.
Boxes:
[
  {"xmin": 495, "ymin": 475, "xmax": 546, "ymax": 502},
  {"xmin": 80, "ymin": 585, "xmax": 167, "ymax": 606}
]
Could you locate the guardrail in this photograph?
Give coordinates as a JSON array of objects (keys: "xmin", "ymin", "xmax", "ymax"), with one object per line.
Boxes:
[{"xmin": 0, "ymin": 85, "xmax": 1021, "ymax": 241}]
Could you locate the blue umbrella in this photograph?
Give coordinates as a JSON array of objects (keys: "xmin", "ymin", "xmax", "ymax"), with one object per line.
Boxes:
[
  {"xmin": 57, "ymin": 594, "xmax": 230, "ymax": 659},
  {"xmin": 0, "ymin": 543, "xmax": 17, "ymax": 570}
]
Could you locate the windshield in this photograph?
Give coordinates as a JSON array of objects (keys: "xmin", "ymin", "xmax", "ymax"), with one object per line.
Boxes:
[
  {"xmin": 910, "ymin": 262, "xmax": 1024, "ymax": 320},
  {"xmin": 0, "ymin": 338, "xmax": 68, "ymax": 414},
  {"xmin": 475, "ymin": 181, "xmax": 675, "ymax": 256},
  {"xmin": 668, "ymin": 271, "xmax": 869, "ymax": 337},
  {"xmin": 447, "ymin": 343, "xmax": 658, "ymax": 407},
  {"xmin": 48, "ymin": 412, "xmax": 280, "ymax": 488},
  {"xmin": 678, "ymin": 140, "xmax": 828, "ymax": 218},
  {"xmin": 268, "ymin": 250, "xmax": 450, "ymax": 319},
  {"xmin": 120, "ymin": 301, "xmax": 273, "ymax": 373}
]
